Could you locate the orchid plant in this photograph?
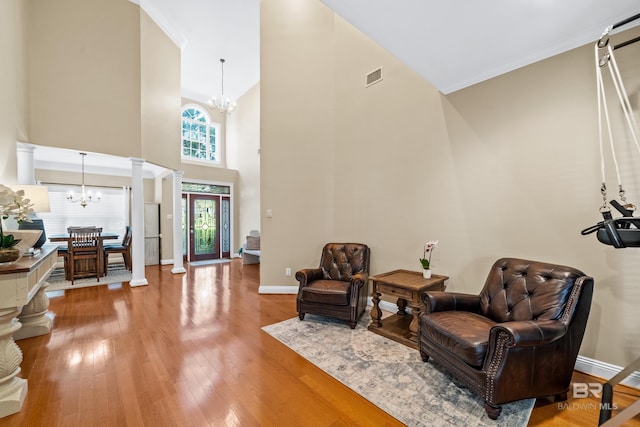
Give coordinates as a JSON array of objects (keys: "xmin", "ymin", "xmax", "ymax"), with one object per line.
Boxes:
[
  {"xmin": 419, "ymin": 240, "xmax": 438, "ymax": 269},
  {"xmin": 0, "ymin": 184, "xmax": 34, "ymax": 249}
]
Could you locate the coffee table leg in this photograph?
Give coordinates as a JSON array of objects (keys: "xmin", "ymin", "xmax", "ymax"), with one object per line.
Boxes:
[
  {"xmin": 409, "ymin": 301, "xmax": 421, "ymax": 342},
  {"xmin": 370, "ymin": 286, "xmax": 382, "ymax": 327}
]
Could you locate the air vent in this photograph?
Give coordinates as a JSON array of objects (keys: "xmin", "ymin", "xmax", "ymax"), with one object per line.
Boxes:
[{"xmin": 366, "ymin": 67, "xmax": 383, "ymax": 87}]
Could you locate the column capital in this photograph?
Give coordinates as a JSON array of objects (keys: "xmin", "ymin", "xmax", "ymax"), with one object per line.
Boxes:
[
  {"xmin": 129, "ymin": 157, "xmax": 145, "ymax": 167},
  {"xmin": 16, "ymin": 142, "xmax": 37, "ymax": 154}
]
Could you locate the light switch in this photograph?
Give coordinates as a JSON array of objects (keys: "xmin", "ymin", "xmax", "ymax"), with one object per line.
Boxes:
[{"xmin": 266, "ymin": 209, "xmax": 273, "ymax": 218}]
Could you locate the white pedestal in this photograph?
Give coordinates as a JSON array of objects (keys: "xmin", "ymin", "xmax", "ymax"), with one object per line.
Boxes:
[
  {"xmin": 0, "ymin": 245, "xmax": 57, "ymax": 418},
  {"xmin": 14, "ymin": 282, "xmax": 52, "ymax": 340}
]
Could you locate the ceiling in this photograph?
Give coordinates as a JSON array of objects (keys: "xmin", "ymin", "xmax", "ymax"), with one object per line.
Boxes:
[
  {"xmin": 33, "ymin": 1, "xmax": 640, "ymax": 174},
  {"xmin": 141, "ymin": 0, "xmax": 260, "ymax": 104},
  {"xmin": 141, "ymin": 0, "xmax": 640, "ymax": 100}
]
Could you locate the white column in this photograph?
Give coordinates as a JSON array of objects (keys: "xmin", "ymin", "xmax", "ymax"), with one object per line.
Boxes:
[
  {"xmin": 129, "ymin": 158, "xmax": 148, "ymax": 287},
  {"xmin": 16, "ymin": 143, "xmax": 36, "ymax": 184},
  {"xmin": 171, "ymin": 171, "xmax": 186, "ymax": 274},
  {"xmin": 122, "ymin": 186, "xmax": 131, "ymax": 226}
]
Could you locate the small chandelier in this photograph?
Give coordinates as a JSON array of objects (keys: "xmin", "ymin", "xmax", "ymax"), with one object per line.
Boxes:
[
  {"xmin": 67, "ymin": 152, "xmax": 101, "ymax": 208},
  {"xmin": 208, "ymin": 58, "xmax": 237, "ymax": 115}
]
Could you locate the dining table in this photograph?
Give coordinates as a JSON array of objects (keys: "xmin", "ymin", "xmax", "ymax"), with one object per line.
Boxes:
[
  {"xmin": 48, "ymin": 232, "xmax": 120, "ymax": 243},
  {"xmin": 49, "ymin": 232, "xmax": 120, "ymax": 279}
]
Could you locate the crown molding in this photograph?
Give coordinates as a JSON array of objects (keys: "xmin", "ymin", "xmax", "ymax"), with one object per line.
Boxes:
[{"xmin": 129, "ymin": 0, "xmax": 188, "ymax": 50}]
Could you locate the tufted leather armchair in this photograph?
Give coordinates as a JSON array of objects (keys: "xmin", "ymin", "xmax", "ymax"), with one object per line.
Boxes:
[
  {"xmin": 419, "ymin": 258, "xmax": 594, "ymax": 420},
  {"xmin": 296, "ymin": 243, "xmax": 370, "ymax": 329}
]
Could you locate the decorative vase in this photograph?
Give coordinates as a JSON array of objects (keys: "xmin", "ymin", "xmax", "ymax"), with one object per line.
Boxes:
[
  {"xmin": 422, "ymin": 268, "xmax": 432, "ymax": 279},
  {"xmin": 0, "ymin": 248, "xmax": 21, "ymax": 264}
]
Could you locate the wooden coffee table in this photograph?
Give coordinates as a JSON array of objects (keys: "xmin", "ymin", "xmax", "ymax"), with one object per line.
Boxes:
[{"xmin": 368, "ymin": 269, "xmax": 448, "ymax": 350}]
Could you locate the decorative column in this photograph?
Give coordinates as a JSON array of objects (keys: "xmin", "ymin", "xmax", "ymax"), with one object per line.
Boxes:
[
  {"xmin": 15, "ymin": 143, "xmax": 36, "ymax": 185},
  {"xmin": 171, "ymin": 170, "xmax": 186, "ymax": 274},
  {"xmin": 14, "ymin": 284, "xmax": 52, "ymax": 340},
  {"xmin": 0, "ymin": 240, "xmax": 57, "ymax": 418},
  {"xmin": 0, "ymin": 307, "xmax": 26, "ymax": 417},
  {"xmin": 129, "ymin": 158, "xmax": 148, "ymax": 287}
]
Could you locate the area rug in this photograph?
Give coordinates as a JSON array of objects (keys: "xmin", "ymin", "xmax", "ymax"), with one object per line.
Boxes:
[
  {"xmin": 46, "ymin": 264, "xmax": 132, "ymax": 291},
  {"xmin": 262, "ymin": 310, "xmax": 534, "ymax": 427}
]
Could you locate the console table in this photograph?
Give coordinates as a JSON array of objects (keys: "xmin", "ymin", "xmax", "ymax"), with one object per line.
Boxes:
[
  {"xmin": 368, "ymin": 269, "xmax": 448, "ymax": 350},
  {"xmin": 0, "ymin": 244, "xmax": 56, "ymax": 417}
]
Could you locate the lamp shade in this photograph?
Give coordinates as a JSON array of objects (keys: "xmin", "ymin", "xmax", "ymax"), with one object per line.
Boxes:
[
  {"xmin": 11, "ymin": 185, "xmax": 51, "ymax": 213},
  {"xmin": 12, "ymin": 185, "xmax": 50, "ymax": 249}
]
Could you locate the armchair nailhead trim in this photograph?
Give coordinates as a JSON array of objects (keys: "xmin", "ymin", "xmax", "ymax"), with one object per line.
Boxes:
[
  {"xmin": 485, "ymin": 332, "xmax": 510, "ymax": 403},
  {"xmin": 560, "ymin": 278, "xmax": 582, "ymax": 324}
]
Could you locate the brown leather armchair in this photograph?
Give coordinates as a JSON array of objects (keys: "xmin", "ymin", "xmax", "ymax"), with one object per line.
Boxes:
[
  {"xmin": 296, "ymin": 243, "xmax": 370, "ymax": 329},
  {"xmin": 418, "ymin": 257, "xmax": 594, "ymax": 420}
]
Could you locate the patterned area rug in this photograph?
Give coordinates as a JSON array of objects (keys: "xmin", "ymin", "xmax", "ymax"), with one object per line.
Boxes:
[
  {"xmin": 262, "ymin": 310, "xmax": 534, "ymax": 427},
  {"xmin": 46, "ymin": 264, "xmax": 132, "ymax": 291}
]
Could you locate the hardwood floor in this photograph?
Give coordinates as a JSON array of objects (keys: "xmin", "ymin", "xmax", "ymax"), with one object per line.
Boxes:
[{"xmin": 5, "ymin": 260, "xmax": 640, "ymax": 426}]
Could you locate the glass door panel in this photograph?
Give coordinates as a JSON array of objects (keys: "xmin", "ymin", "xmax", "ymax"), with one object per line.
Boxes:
[
  {"xmin": 182, "ymin": 195, "xmax": 187, "ymax": 261},
  {"xmin": 221, "ymin": 196, "xmax": 230, "ymax": 258},
  {"xmin": 189, "ymin": 195, "xmax": 220, "ymax": 261}
]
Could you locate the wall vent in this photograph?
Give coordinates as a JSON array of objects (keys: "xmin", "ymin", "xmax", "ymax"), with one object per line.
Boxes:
[{"xmin": 366, "ymin": 67, "xmax": 383, "ymax": 87}]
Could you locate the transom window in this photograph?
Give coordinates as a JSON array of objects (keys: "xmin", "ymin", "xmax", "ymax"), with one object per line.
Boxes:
[{"xmin": 181, "ymin": 105, "xmax": 221, "ymax": 164}]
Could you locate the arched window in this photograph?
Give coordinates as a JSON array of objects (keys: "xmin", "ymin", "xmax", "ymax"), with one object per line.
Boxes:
[{"xmin": 181, "ymin": 105, "xmax": 221, "ymax": 164}]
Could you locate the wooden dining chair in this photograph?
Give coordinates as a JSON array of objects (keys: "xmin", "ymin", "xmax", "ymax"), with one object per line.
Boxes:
[
  {"xmin": 103, "ymin": 226, "xmax": 132, "ymax": 273},
  {"xmin": 67, "ymin": 226, "xmax": 103, "ymax": 285},
  {"xmin": 57, "ymin": 243, "xmax": 70, "ymax": 280}
]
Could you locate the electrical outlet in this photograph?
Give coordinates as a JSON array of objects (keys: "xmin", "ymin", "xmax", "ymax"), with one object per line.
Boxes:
[{"xmin": 285, "ymin": 267, "xmax": 291, "ymax": 277}]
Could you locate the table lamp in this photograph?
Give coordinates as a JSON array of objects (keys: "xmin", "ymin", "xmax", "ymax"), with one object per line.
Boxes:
[{"xmin": 12, "ymin": 184, "xmax": 51, "ymax": 248}]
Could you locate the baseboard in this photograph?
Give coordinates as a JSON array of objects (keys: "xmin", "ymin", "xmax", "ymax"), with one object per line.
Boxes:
[
  {"xmin": 575, "ymin": 355, "xmax": 640, "ymax": 388},
  {"xmin": 160, "ymin": 259, "xmax": 173, "ymax": 265},
  {"xmin": 258, "ymin": 285, "xmax": 298, "ymax": 294}
]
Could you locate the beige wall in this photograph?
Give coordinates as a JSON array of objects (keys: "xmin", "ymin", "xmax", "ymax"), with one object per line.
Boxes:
[
  {"xmin": 261, "ymin": 0, "xmax": 640, "ymax": 366},
  {"xmin": 140, "ymin": 10, "xmax": 182, "ymax": 171},
  {"xmin": 27, "ymin": 0, "xmax": 143, "ymax": 158},
  {"xmin": 0, "ymin": 0, "xmax": 27, "ymax": 184},
  {"xmin": 227, "ymin": 82, "xmax": 261, "ymax": 246},
  {"xmin": 261, "ymin": 0, "xmax": 337, "ymax": 278}
]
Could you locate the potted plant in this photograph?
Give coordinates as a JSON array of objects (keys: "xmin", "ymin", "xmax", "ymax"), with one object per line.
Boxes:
[
  {"xmin": 419, "ymin": 240, "xmax": 438, "ymax": 278},
  {"xmin": 0, "ymin": 184, "xmax": 34, "ymax": 263}
]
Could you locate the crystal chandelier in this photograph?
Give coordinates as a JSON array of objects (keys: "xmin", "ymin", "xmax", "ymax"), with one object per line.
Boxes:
[
  {"xmin": 67, "ymin": 152, "xmax": 101, "ymax": 208},
  {"xmin": 208, "ymin": 58, "xmax": 237, "ymax": 115}
]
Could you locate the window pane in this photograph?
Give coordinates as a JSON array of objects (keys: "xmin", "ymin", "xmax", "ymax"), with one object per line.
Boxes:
[
  {"xmin": 181, "ymin": 183, "xmax": 230, "ymax": 194},
  {"xmin": 181, "ymin": 106, "xmax": 221, "ymax": 164}
]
